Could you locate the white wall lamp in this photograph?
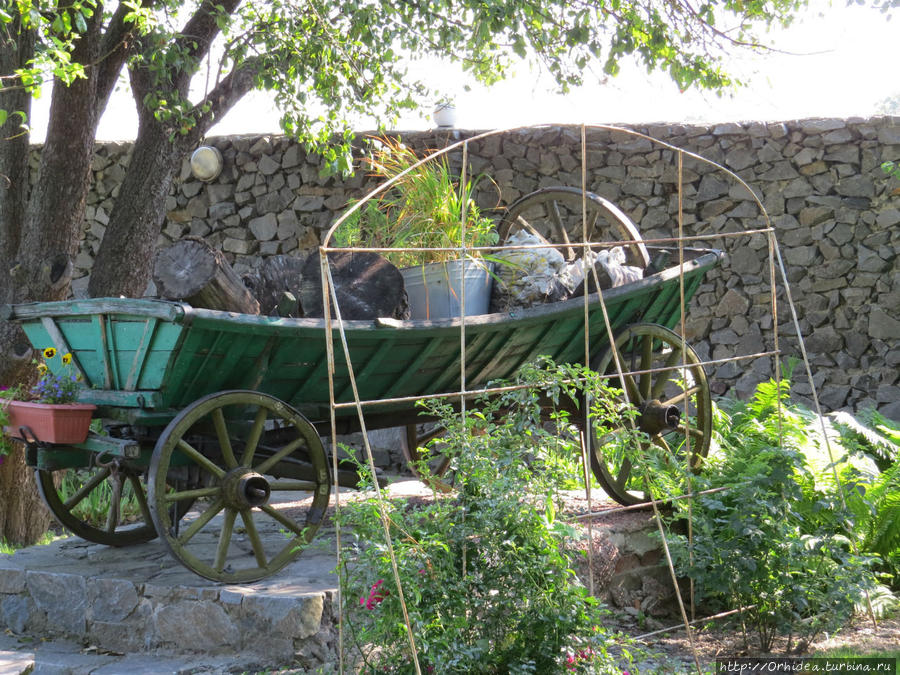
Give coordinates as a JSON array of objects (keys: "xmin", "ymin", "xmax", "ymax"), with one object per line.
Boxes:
[{"xmin": 190, "ymin": 145, "xmax": 223, "ymax": 182}]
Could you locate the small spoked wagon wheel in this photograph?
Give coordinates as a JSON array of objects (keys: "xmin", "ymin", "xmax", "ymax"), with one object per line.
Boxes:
[
  {"xmin": 148, "ymin": 390, "xmax": 331, "ymax": 583},
  {"xmin": 588, "ymin": 323, "xmax": 712, "ymax": 506},
  {"xmin": 497, "ymin": 187, "xmax": 650, "ymax": 269},
  {"xmin": 400, "ymin": 423, "xmax": 455, "ymax": 493},
  {"xmin": 36, "ymin": 460, "xmax": 157, "ymax": 547}
]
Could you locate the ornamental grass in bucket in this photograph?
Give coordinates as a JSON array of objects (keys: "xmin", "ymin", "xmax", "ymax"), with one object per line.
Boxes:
[
  {"xmin": 335, "ymin": 137, "xmax": 500, "ymax": 268},
  {"xmin": 334, "ymin": 138, "xmax": 501, "ymax": 318}
]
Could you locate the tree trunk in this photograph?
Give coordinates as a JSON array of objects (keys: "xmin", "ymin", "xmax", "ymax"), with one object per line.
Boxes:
[
  {"xmin": 87, "ymin": 122, "xmax": 187, "ymax": 298},
  {"xmin": 0, "ymin": 446, "xmax": 51, "ymax": 546},
  {"xmin": 153, "ymin": 236, "xmax": 261, "ymax": 313},
  {"xmin": 0, "ymin": 15, "xmax": 105, "ymax": 546},
  {"xmin": 0, "ymin": 15, "xmax": 33, "ymax": 281}
]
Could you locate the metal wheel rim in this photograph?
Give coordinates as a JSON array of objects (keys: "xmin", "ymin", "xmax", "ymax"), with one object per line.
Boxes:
[
  {"xmin": 497, "ymin": 186, "xmax": 650, "ymax": 269},
  {"xmin": 35, "ymin": 463, "xmax": 158, "ymax": 547},
  {"xmin": 148, "ymin": 390, "xmax": 331, "ymax": 583},
  {"xmin": 589, "ymin": 323, "xmax": 711, "ymax": 506}
]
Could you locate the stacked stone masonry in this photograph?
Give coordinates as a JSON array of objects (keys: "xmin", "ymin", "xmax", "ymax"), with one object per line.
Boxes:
[{"xmin": 62, "ymin": 119, "xmax": 899, "ymax": 420}]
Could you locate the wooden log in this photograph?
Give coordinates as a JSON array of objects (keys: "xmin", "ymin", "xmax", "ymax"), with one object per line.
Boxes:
[
  {"xmin": 299, "ymin": 251, "xmax": 409, "ymax": 320},
  {"xmin": 152, "ymin": 236, "xmax": 260, "ymax": 314},
  {"xmin": 242, "ymin": 254, "xmax": 306, "ymax": 317}
]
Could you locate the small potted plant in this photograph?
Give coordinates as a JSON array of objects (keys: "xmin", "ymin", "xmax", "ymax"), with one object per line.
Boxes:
[
  {"xmin": 335, "ymin": 138, "xmax": 499, "ymax": 320},
  {"xmin": 1, "ymin": 347, "xmax": 96, "ymax": 446}
]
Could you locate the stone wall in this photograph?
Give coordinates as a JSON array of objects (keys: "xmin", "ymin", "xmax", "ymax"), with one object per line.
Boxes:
[{"xmin": 67, "ymin": 119, "xmax": 900, "ymax": 420}]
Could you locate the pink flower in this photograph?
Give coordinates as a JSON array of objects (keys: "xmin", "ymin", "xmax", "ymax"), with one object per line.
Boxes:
[{"xmin": 360, "ymin": 579, "xmax": 389, "ymax": 610}]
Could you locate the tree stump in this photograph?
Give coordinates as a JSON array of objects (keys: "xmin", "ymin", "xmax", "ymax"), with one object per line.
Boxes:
[
  {"xmin": 300, "ymin": 251, "xmax": 409, "ymax": 320},
  {"xmin": 152, "ymin": 236, "xmax": 260, "ymax": 314}
]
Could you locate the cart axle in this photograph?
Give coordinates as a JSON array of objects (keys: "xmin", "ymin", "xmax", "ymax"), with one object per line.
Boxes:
[
  {"xmin": 222, "ymin": 468, "xmax": 272, "ymax": 509},
  {"xmin": 638, "ymin": 399, "xmax": 680, "ymax": 436}
]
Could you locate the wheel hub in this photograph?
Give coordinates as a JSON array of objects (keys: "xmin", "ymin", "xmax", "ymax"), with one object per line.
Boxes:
[
  {"xmin": 638, "ymin": 399, "xmax": 680, "ymax": 436},
  {"xmin": 222, "ymin": 468, "xmax": 271, "ymax": 509}
]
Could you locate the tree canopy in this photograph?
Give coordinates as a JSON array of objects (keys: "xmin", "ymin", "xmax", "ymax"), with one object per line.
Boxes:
[{"xmin": 3, "ymin": 0, "xmax": 810, "ymax": 155}]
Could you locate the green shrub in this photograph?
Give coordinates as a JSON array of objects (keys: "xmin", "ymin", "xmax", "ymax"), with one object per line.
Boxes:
[
  {"xmin": 338, "ymin": 361, "xmax": 639, "ymax": 674},
  {"xmin": 659, "ymin": 374, "xmax": 881, "ymax": 652}
]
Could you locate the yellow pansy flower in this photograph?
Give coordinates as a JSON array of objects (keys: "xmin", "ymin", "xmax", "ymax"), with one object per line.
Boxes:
[
  {"xmin": 62, "ymin": 353, "xmax": 72, "ymax": 365},
  {"xmin": 43, "ymin": 347, "xmax": 56, "ymax": 359},
  {"xmin": 36, "ymin": 363, "xmax": 48, "ymax": 374}
]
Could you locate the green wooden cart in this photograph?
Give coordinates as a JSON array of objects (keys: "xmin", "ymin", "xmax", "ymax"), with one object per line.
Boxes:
[{"xmin": 5, "ymin": 245, "xmax": 721, "ymax": 582}]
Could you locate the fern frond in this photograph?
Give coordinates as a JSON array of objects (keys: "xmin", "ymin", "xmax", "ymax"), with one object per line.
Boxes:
[
  {"xmin": 830, "ymin": 410, "xmax": 899, "ymax": 464},
  {"xmin": 866, "ymin": 491, "xmax": 900, "ymax": 558}
]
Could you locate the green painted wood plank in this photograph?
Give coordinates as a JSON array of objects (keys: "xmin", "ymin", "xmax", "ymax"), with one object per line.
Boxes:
[
  {"xmin": 8, "ymin": 298, "xmax": 185, "ymax": 323},
  {"xmin": 380, "ymin": 337, "xmax": 446, "ymax": 399},
  {"xmin": 106, "ymin": 315, "xmax": 123, "ymax": 391},
  {"xmin": 39, "ymin": 317, "xmax": 92, "ymax": 387},
  {"xmin": 428, "ymin": 332, "xmax": 494, "ymax": 394},
  {"xmin": 200, "ymin": 334, "xmax": 257, "ymax": 395},
  {"xmin": 464, "ymin": 329, "xmax": 513, "ymax": 385},
  {"xmin": 77, "ymin": 389, "xmax": 165, "ymax": 408},
  {"xmin": 642, "ymin": 283, "xmax": 679, "ymax": 325},
  {"xmin": 335, "ymin": 338, "xmax": 396, "ymax": 402},
  {"xmin": 242, "ymin": 336, "xmax": 279, "ymax": 392},
  {"xmin": 466, "ymin": 325, "xmax": 535, "ymax": 385},
  {"xmin": 92, "ymin": 315, "xmax": 113, "ymax": 389},
  {"xmin": 180, "ymin": 330, "xmax": 229, "ymax": 401},
  {"xmin": 125, "ymin": 318, "xmax": 158, "ymax": 391}
]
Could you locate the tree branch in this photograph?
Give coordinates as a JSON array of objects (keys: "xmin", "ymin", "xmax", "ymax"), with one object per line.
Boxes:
[
  {"xmin": 192, "ymin": 55, "xmax": 264, "ymax": 136},
  {"xmin": 96, "ymin": 0, "xmax": 155, "ymax": 104}
]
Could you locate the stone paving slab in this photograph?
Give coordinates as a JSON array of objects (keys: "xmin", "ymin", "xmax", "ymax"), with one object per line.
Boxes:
[
  {"xmin": 0, "ymin": 494, "xmax": 349, "ymax": 673},
  {"xmin": 0, "ymin": 480, "xmax": 439, "ymax": 674},
  {"xmin": 0, "ymin": 633, "xmax": 266, "ymax": 675}
]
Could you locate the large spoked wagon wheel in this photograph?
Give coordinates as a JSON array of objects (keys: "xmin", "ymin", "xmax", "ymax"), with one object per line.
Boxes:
[
  {"xmin": 400, "ymin": 423, "xmax": 456, "ymax": 493},
  {"xmin": 148, "ymin": 390, "xmax": 331, "ymax": 583},
  {"xmin": 36, "ymin": 460, "xmax": 157, "ymax": 547},
  {"xmin": 588, "ymin": 323, "xmax": 712, "ymax": 506},
  {"xmin": 497, "ymin": 187, "xmax": 650, "ymax": 269}
]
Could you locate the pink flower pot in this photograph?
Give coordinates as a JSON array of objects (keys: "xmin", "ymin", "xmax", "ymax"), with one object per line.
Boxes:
[{"xmin": 3, "ymin": 400, "xmax": 96, "ymax": 444}]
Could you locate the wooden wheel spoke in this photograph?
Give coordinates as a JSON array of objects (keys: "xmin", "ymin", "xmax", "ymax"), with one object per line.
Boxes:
[
  {"xmin": 653, "ymin": 435, "xmax": 674, "ymax": 455},
  {"xmin": 63, "ymin": 467, "xmax": 111, "ymax": 510},
  {"xmin": 214, "ymin": 509, "xmax": 237, "ymax": 573},
  {"xmin": 622, "ymin": 374, "xmax": 641, "ymax": 406},
  {"xmin": 662, "ymin": 385, "xmax": 701, "ymax": 407},
  {"xmin": 259, "ymin": 504, "xmax": 307, "ymax": 538},
  {"xmin": 177, "ymin": 498, "xmax": 224, "ymax": 545},
  {"xmin": 104, "ymin": 472, "xmax": 126, "ymax": 533},
  {"xmin": 615, "ymin": 456, "xmax": 633, "ymax": 489},
  {"xmin": 177, "ymin": 439, "xmax": 226, "ymax": 479},
  {"xmin": 268, "ymin": 480, "xmax": 318, "ymax": 492},
  {"xmin": 163, "ymin": 486, "xmax": 221, "ymax": 503},
  {"xmin": 127, "ymin": 472, "xmax": 154, "ymax": 528},
  {"xmin": 239, "ymin": 407, "xmax": 268, "ymax": 466},
  {"xmin": 676, "ymin": 425, "xmax": 705, "ymax": 440},
  {"xmin": 639, "ymin": 336, "xmax": 654, "ymax": 399},
  {"xmin": 254, "ymin": 437, "xmax": 305, "ymax": 475},
  {"xmin": 549, "ymin": 200, "xmax": 576, "ymax": 260},
  {"xmin": 584, "ymin": 209, "xmax": 603, "ymax": 242},
  {"xmin": 211, "ymin": 408, "xmax": 238, "ymax": 469},
  {"xmin": 240, "ymin": 509, "xmax": 268, "ymax": 568},
  {"xmin": 650, "ymin": 348, "xmax": 685, "ymax": 400},
  {"xmin": 418, "ymin": 426, "xmax": 446, "ymax": 446}
]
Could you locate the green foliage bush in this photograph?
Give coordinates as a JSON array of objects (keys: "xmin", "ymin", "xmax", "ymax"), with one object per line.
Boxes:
[
  {"xmin": 658, "ymin": 374, "xmax": 892, "ymax": 653},
  {"xmin": 338, "ymin": 360, "xmax": 640, "ymax": 674}
]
